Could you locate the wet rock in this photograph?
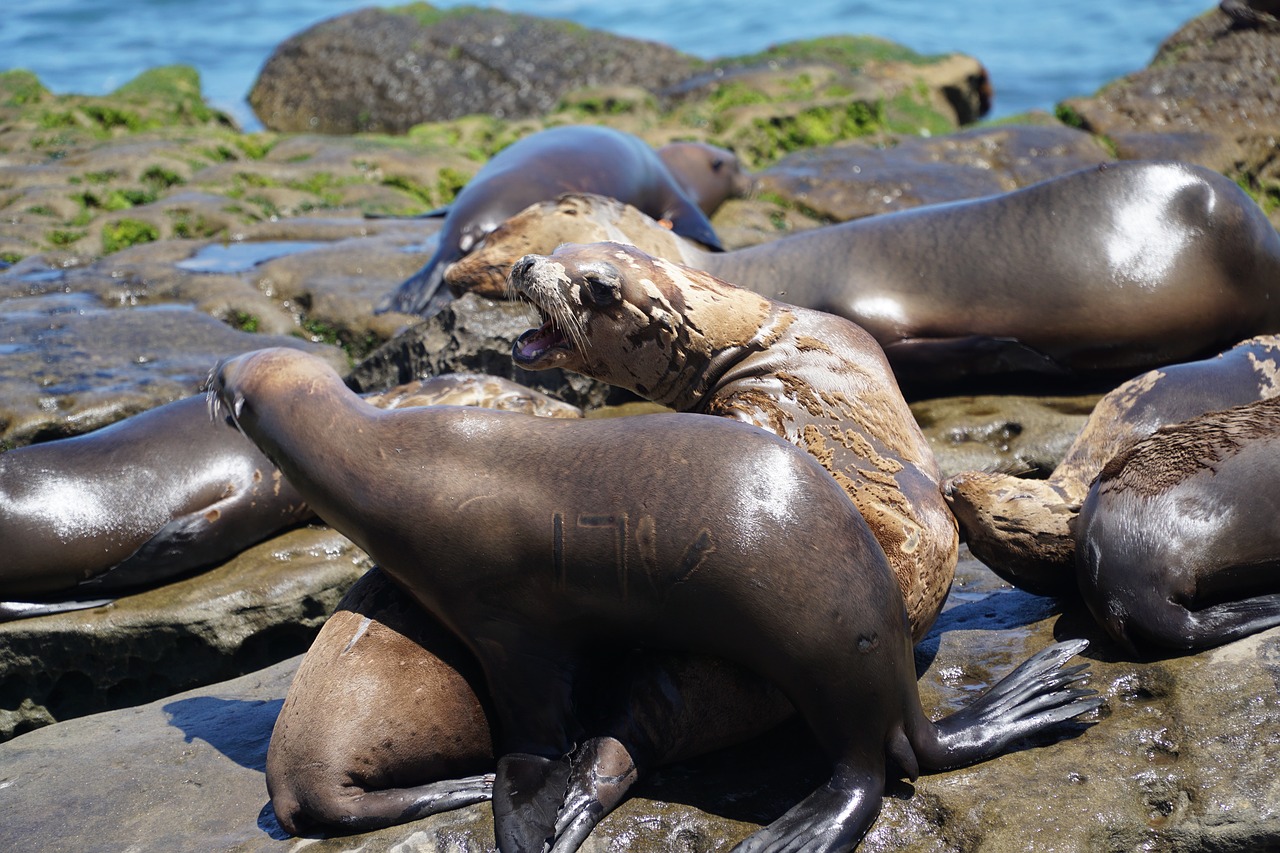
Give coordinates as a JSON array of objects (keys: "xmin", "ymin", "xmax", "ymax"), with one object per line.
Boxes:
[
  {"xmin": 0, "ymin": 286, "xmax": 349, "ymax": 447},
  {"xmin": 347, "ymin": 292, "xmax": 622, "ymax": 408},
  {"xmin": 911, "ymin": 393, "xmax": 1100, "ymax": 479},
  {"xmin": 5, "ymin": 551, "xmax": 1280, "ymax": 852},
  {"xmin": 0, "ymin": 526, "xmax": 370, "ymax": 743},
  {"xmin": 249, "ymin": 5, "xmax": 703, "ymax": 134},
  {"xmin": 756, "ymin": 122, "xmax": 1112, "ymax": 221}
]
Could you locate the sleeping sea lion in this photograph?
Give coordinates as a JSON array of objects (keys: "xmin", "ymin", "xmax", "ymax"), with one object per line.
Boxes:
[
  {"xmin": 943, "ymin": 334, "xmax": 1280, "ymax": 596},
  {"xmin": 377, "ymin": 125, "xmax": 727, "ymax": 317},
  {"xmin": 1076, "ymin": 395, "xmax": 1280, "ymax": 654},
  {"xmin": 0, "ymin": 374, "xmax": 579, "ymax": 619},
  {"xmin": 209, "ymin": 345, "xmax": 1099, "ymax": 853},
  {"xmin": 449, "ymin": 160, "xmax": 1280, "ymax": 380}
]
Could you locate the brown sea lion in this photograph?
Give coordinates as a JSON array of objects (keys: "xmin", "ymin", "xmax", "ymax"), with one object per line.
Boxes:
[
  {"xmin": 0, "ymin": 373, "xmax": 579, "ymax": 619},
  {"xmin": 656, "ymin": 140, "xmax": 753, "ymax": 216},
  {"xmin": 943, "ymin": 334, "xmax": 1280, "ymax": 596},
  {"xmin": 508, "ymin": 240, "xmax": 958, "ymax": 636},
  {"xmin": 209, "ymin": 346, "xmax": 1098, "ymax": 853},
  {"xmin": 268, "ymin": 566, "xmax": 794, "ymax": 836},
  {"xmin": 449, "ymin": 160, "xmax": 1280, "ymax": 380},
  {"xmin": 377, "ymin": 125, "xmax": 727, "ymax": 317},
  {"xmin": 0, "ymin": 394, "xmax": 312, "ymax": 614},
  {"xmin": 1076, "ymin": 395, "xmax": 1280, "ymax": 654}
]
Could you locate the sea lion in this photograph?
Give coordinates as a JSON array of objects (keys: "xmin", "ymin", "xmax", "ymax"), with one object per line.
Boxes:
[
  {"xmin": 449, "ymin": 160, "xmax": 1280, "ymax": 380},
  {"xmin": 0, "ymin": 373, "xmax": 579, "ymax": 619},
  {"xmin": 508, "ymin": 241, "xmax": 958, "ymax": 637},
  {"xmin": 0, "ymin": 394, "xmax": 311, "ymax": 610},
  {"xmin": 378, "ymin": 125, "xmax": 726, "ymax": 317},
  {"xmin": 655, "ymin": 140, "xmax": 753, "ymax": 217},
  {"xmin": 1075, "ymin": 395, "xmax": 1280, "ymax": 654},
  {"xmin": 209, "ymin": 346, "xmax": 1099, "ymax": 853},
  {"xmin": 943, "ymin": 334, "xmax": 1280, "ymax": 596},
  {"xmin": 268, "ymin": 566, "xmax": 794, "ymax": 835}
]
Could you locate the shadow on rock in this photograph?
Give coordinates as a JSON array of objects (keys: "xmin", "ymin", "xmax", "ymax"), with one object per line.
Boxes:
[{"xmin": 163, "ymin": 695, "xmax": 283, "ymax": 772}]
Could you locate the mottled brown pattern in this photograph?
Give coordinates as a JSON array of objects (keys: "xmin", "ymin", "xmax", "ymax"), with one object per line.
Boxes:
[
  {"xmin": 944, "ymin": 334, "xmax": 1280, "ymax": 596},
  {"xmin": 1100, "ymin": 397, "xmax": 1280, "ymax": 498},
  {"xmin": 794, "ymin": 336, "xmax": 835, "ymax": 354},
  {"xmin": 508, "ymin": 242, "xmax": 958, "ymax": 640}
]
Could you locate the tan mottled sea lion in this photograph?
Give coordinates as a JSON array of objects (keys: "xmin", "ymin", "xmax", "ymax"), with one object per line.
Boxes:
[{"xmin": 508, "ymin": 240, "xmax": 958, "ymax": 635}]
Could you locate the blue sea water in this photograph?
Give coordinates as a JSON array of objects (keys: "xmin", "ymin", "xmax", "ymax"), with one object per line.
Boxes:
[{"xmin": 1, "ymin": 0, "xmax": 1214, "ymax": 131}]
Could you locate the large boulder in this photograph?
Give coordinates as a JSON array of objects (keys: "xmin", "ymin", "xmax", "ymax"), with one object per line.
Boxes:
[
  {"xmin": 249, "ymin": 5, "xmax": 703, "ymax": 134},
  {"xmin": 1059, "ymin": 4, "xmax": 1280, "ymax": 220}
]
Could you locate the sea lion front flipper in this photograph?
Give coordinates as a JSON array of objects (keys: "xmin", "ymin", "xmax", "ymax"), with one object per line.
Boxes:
[
  {"xmin": 377, "ymin": 252, "xmax": 452, "ymax": 317},
  {"xmin": 493, "ymin": 753, "xmax": 572, "ymax": 853},
  {"xmin": 549, "ymin": 736, "xmax": 639, "ymax": 853},
  {"xmin": 664, "ymin": 199, "xmax": 724, "ymax": 252},
  {"xmin": 732, "ymin": 764, "xmax": 884, "ymax": 853},
  {"xmin": 881, "ymin": 335, "xmax": 1071, "ymax": 380}
]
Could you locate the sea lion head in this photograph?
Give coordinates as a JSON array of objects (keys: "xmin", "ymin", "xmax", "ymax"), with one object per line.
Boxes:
[
  {"xmin": 656, "ymin": 141, "xmax": 754, "ymax": 215},
  {"xmin": 445, "ymin": 194, "xmax": 695, "ymax": 299},
  {"xmin": 509, "ymin": 241, "xmax": 772, "ymax": 408}
]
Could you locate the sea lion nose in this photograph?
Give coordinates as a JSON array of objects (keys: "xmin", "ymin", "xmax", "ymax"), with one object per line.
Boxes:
[{"xmin": 510, "ymin": 254, "xmax": 538, "ymax": 281}]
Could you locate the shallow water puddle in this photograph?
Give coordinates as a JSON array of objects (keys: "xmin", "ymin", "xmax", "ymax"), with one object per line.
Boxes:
[{"xmin": 176, "ymin": 240, "xmax": 330, "ymax": 274}]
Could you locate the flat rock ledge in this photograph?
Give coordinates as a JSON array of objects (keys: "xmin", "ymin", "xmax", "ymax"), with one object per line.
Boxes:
[
  {"xmin": 4, "ymin": 551, "xmax": 1279, "ymax": 853},
  {"xmin": 0, "ymin": 527, "xmax": 371, "ymax": 742}
]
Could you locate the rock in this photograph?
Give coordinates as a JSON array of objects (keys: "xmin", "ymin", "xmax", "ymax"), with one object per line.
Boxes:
[
  {"xmin": 249, "ymin": 5, "xmax": 703, "ymax": 134},
  {"xmin": 5, "ymin": 551, "xmax": 1280, "ymax": 851},
  {"xmin": 911, "ymin": 393, "xmax": 1099, "ymax": 479},
  {"xmin": 756, "ymin": 122, "xmax": 1112, "ymax": 221},
  {"xmin": 1060, "ymin": 6, "xmax": 1280, "ymax": 222},
  {"xmin": 0, "ymin": 283, "xmax": 350, "ymax": 447},
  {"xmin": 346, "ymin": 292, "xmax": 623, "ymax": 408},
  {"xmin": 0, "ymin": 526, "xmax": 371, "ymax": 743}
]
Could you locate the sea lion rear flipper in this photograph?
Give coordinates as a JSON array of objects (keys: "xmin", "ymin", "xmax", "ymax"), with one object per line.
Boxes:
[
  {"xmin": 493, "ymin": 752, "xmax": 572, "ymax": 853},
  {"xmin": 881, "ymin": 335, "xmax": 1071, "ymax": 380},
  {"xmin": 919, "ymin": 639, "xmax": 1101, "ymax": 770},
  {"xmin": 549, "ymin": 736, "xmax": 638, "ymax": 853},
  {"xmin": 732, "ymin": 764, "xmax": 884, "ymax": 853},
  {"xmin": 1104, "ymin": 590, "xmax": 1280, "ymax": 653},
  {"xmin": 0, "ymin": 598, "xmax": 116, "ymax": 622}
]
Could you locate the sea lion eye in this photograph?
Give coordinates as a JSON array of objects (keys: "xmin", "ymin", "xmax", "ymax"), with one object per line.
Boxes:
[{"xmin": 583, "ymin": 273, "xmax": 619, "ymax": 306}]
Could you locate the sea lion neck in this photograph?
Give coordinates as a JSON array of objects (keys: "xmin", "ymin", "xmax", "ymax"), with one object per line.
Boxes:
[
  {"xmin": 662, "ymin": 304, "xmax": 795, "ymax": 413},
  {"xmin": 613, "ymin": 259, "xmax": 783, "ymax": 412}
]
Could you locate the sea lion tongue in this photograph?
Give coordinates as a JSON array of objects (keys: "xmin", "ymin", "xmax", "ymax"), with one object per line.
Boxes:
[{"xmin": 513, "ymin": 315, "xmax": 570, "ymax": 365}]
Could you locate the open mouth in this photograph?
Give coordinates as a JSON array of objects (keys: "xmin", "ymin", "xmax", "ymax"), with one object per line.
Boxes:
[{"xmin": 512, "ymin": 298, "xmax": 574, "ymax": 365}]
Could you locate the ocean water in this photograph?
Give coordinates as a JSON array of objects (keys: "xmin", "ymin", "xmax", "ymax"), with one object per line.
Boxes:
[{"xmin": 1, "ymin": 0, "xmax": 1214, "ymax": 131}]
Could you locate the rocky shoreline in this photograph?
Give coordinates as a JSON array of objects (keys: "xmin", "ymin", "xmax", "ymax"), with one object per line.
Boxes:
[{"xmin": 3, "ymin": 3, "xmax": 1280, "ymax": 850}]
